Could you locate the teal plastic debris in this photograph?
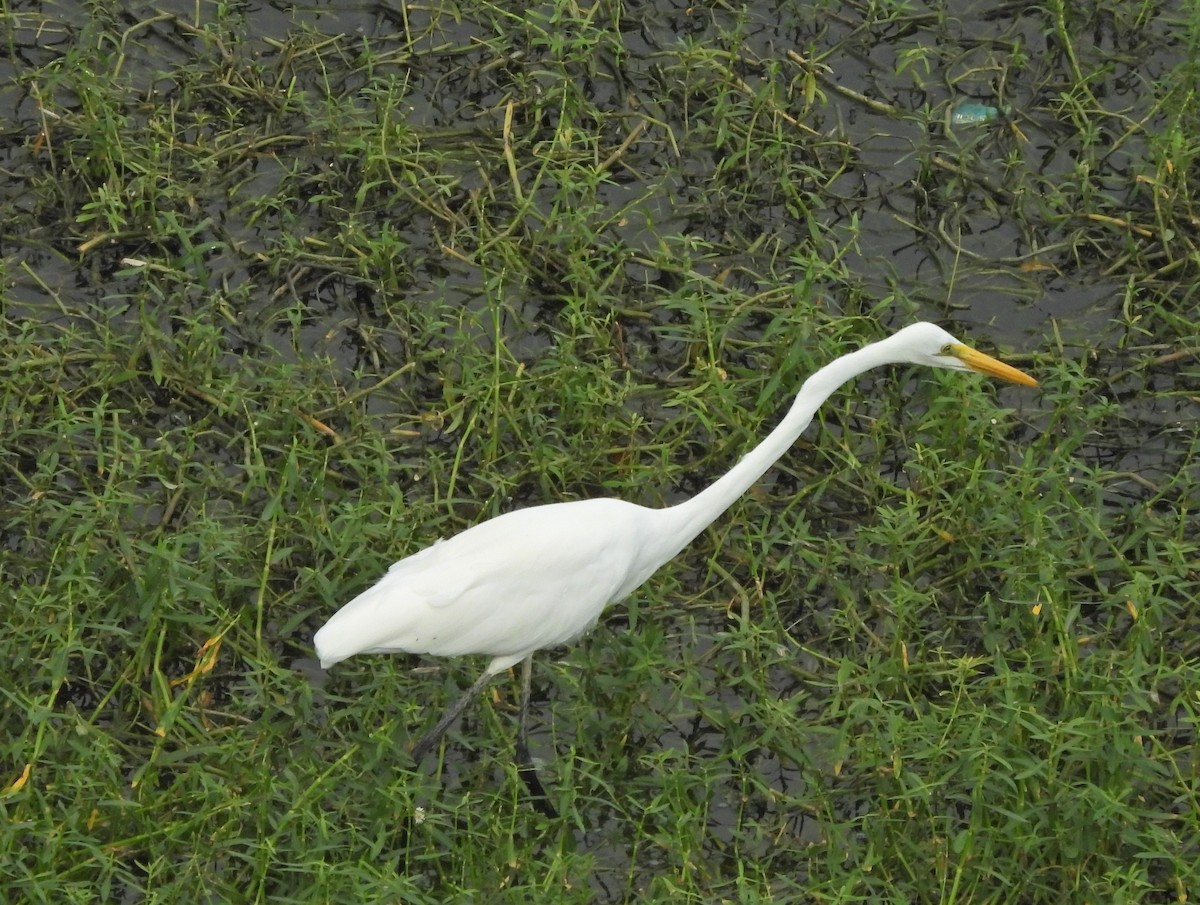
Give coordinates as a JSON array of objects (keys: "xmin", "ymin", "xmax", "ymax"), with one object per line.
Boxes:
[{"xmin": 948, "ymin": 100, "xmax": 1005, "ymax": 127}]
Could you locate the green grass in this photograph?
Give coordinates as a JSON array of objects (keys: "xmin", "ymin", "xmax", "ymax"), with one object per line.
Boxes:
[{"xmin": 2, "ymin": 2, "xmax": 1198, "ymax": 903}]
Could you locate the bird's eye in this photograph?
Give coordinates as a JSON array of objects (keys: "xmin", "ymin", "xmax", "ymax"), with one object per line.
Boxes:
[{"xmin": 939, "ymin": 343, "xmax": 953, "ymax": 356}]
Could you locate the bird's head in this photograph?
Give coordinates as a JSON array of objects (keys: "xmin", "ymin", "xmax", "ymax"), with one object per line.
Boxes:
[{"xmin": 890, "ymin": 322, "xmax": 1038, "ymax": 386}]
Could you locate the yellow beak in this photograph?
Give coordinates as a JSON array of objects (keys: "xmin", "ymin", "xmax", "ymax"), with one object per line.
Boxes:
[{"xmin": 950, "ymin": 343, "xmax": 1038, "ymax": 387}]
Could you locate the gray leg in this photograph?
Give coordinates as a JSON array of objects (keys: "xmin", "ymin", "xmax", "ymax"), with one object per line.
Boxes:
[
  {"xmin": 410, "ymin": 667, "xmax": 496, "ymax": 762},
  {"xmin": 514, "ymin": 656, "xmax": 558, "ymax": 817},
  {"xmin": 411, "ymin": 657, "xmax": 559, "ymax": 817}
]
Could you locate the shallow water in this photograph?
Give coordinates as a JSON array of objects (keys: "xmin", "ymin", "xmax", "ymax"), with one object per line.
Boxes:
[{"xmin": 4, "ymin": 1, "xmax": 1182, "ymax": 352}]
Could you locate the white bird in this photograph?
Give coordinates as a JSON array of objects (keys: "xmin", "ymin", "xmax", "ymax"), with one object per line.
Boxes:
[{"xmin": 314, "ymin": 322, "xmax": 1037, "ymax": 773}]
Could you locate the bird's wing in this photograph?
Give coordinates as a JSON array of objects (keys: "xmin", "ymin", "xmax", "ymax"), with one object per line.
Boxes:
[{"xmin": 316, "ymin": 498, "xmax": 649, "ymax": 666}]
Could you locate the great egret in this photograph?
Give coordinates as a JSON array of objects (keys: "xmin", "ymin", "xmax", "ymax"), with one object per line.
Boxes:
[{"xmin": 314, "ymin": 322, "xmax": 1036, "ymax": 772}]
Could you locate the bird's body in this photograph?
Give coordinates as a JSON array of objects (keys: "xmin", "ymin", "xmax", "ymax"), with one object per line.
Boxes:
[
  {"xmin": 316, "ymin": 498, "xmax": 668, "ymax": 674},
  {"xmin": 314, "ymin": 322, "xmax": 1037, "ymax": 772}
]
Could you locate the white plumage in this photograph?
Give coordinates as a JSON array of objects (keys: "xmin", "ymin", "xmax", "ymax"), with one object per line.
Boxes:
[{"xmin": 314, "ymin": 322, "xmax": 1037, "ymax": 766}]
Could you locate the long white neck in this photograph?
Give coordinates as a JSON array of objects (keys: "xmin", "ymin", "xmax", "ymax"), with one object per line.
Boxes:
[{"xmin": 643, "ymin": 334, "xmax": 912, "ymax": 563}]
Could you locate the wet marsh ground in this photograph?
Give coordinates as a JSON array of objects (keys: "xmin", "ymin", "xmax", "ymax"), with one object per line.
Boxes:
[{"xmin": 2, "ymin": 1, "xmax": 1199, "ymax": 902}]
